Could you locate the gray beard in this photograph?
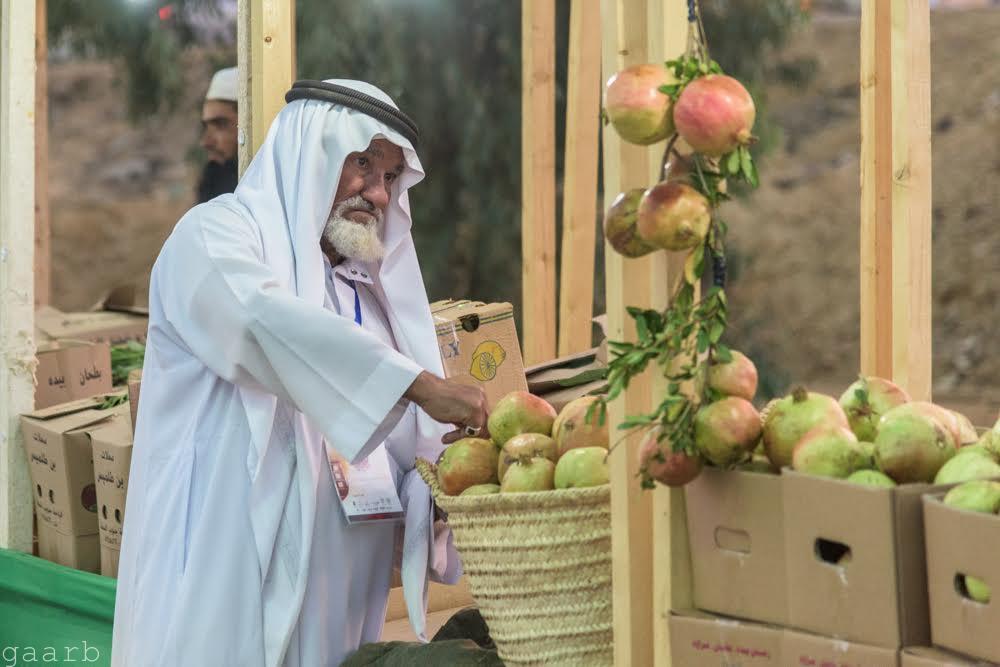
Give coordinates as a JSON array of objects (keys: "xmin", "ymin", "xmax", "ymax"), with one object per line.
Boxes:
[{"xmin": 322, "ymin": 195, "xmax": 385, "ymax": 263}]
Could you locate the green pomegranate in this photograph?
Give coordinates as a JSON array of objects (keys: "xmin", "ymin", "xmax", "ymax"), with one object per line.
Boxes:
[
  {"xmin": 838, "ymin": 376, "xmax": 910, "ymax": 442},
  {"xmin": 934, "ymin": 449, "xmax": 1000, "ymax": 485},
  {"xmin": 460, "ymin": 483, "xmax": 501, "ymax": 496},
  {"xmin": 942, "ymin": 480, "xmax": 1000, "ymax": 514},
  {"xmin": 966, "ymin": 576, "xmax": 992, "ymax": 604},
  {"xmin": 437, "ymin": 438, "xmax": 499, "ymax": 495},
  {"xmin": 694, "ymin": 397, "xmax": 762, "ymax": 466},
  {"xmin": 762, "ymin": 387, "xmax": 849, "ymax": 469},
  {"xmin": 846, "ymin": 469, "xmax": 897, "ymax": 488},
  {"xmin": 554, "ymin": 447, "xmax": 610, "ymax": 489},
  {"xmin": 500, "ymin": 457, "xmax": 556, "ymax": 493},
  {"xmin": 707, "ymin": 350, "xmax": 758, "ymax": 402},
  {"xmin": 488, "ymin": 391, "xmax": 557, "ymax": 448},
  {"xmin": 552, "ymin": 396, "xmax": 610, "ymax": 458},
  {"xmin": 498, "ymin": 433, "xmax": 557, "ymax": 482},
  {"xmin": 875, "ymin": 405, "xmax": 957, "ymax": 483},
  {"xmin": 791, "ymin": 426, "xmax": 867, "ymax": 479}
]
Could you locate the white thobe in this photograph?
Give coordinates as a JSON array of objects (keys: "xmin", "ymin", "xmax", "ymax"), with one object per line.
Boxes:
[{"xmin": 112, "ymin": 202, "xmax": 460, "ymax": 667}]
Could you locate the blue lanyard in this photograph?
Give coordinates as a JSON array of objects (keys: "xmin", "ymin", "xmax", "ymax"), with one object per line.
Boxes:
[{"xmin": 350, "ymin": 280, "xmax": 362, "ymax": 326}]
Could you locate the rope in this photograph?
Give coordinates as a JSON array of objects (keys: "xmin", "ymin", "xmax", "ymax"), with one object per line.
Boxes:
[{"xmin": 687, "ymin": 0, "xmax": 698, "ymax": 22}]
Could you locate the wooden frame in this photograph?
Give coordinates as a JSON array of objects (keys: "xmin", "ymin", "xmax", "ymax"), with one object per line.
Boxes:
[{"xmin": 1, "ymin": 0, "xmax": 38, "ymax": 552}]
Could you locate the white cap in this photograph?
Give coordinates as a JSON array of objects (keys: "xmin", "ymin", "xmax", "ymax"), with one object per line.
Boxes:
[{"xmin": 205, "ymin": 66, "xmax": 238, "ymax": 103}]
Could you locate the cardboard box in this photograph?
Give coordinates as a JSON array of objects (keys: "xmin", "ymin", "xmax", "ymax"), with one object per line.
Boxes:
[
  {"xmin": 431, "ymin": 300, "xmax": 527, "ymax": 408},
  {"xmin": 783, "ymin": 627, "xmax": 899, "ymax": 666},
  {"xmin": 19, "ymin": 396, "xmax": 125, "ymax": 572},
  {"xmin": 669, "ymin": 609, "xmax": 782, "ymax": 665},
  {"xmin": 34, "ymin": 339, "xmax": 113, "ymax": 409},
  {"xmin": 525, "ymin": 348, "xmax": 607, "ymax": 412},
  {"xmin": 900, "ymin": 646, "xmax": 986, "ymax": 667},
  {"xmin": 36, "ymin": 522, "xmax": 100, "ymax": 574},
  {"xmin": 127, "ymin": 369, "xmax": 142, "ymax": 435},
  {"xmin": 36, "ymin": 305, "xmax": 147, "ymax": 347},
  {"xmin": 923, "ymin": 494, "xmax": 1000, "ymax": 664},
  {"xmin": 685, "ymin": 467, "xmax": 788, "ymax": 626},
  {"xmin": 783, "ymin": 470, "xmax": 941, "ymax": 649},
  {"xmin": 91, "ymin": 415, "xmax": 133, "ymax": 577}
]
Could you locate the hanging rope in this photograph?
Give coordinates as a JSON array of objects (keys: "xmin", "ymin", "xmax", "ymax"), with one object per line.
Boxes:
[{"xmin": 687, "ymin": 0, "xmax": 698, "ymax": 22}]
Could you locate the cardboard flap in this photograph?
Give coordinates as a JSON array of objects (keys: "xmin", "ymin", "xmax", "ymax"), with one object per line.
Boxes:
[
  {"xmin": 24, "ymin": 394, "xmax": 120, "ymax": 422},
  {"xmin": 432, "ymin": 301, "xmax": 511, "ymax": 331},
  {"xmin": 90, "ymin": 284, "xmax": 149, "ymax": 315},
  {"xmin": 525, "ymin": 349, "xmax": 606, "ymax": 394},
  {"xmin": 900, "ymin": 646, "xmax": 984, "ymax": 666},
  {"xmin": 90, "ymin": 415, "xmax": 133, "ymax": 450}
]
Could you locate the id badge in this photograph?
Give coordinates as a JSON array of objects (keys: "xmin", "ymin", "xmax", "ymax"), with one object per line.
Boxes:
[{"xmin": 327, "ymin": 443, "xmax": 404, "ymax": 524}]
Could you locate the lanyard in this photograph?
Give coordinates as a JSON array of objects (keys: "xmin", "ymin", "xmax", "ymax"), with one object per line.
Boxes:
[{"xmin": 350, "ymin": 279, "xmax": 362, "ymax": 326}]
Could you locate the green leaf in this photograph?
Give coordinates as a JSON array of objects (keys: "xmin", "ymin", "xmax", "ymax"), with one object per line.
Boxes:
[
  {"xmin": 666, "ymin": 400, "xmax": 686, "ymax": 423},
  {"xmin": 714, "ymin": 344, "xmax": 733, "ymax": 363},
  {"xmin": 683, "ymin": 244, "xmax": 705, "ymax": 285},
  {"xmin": 708, "ymin": 321, "xmax": 725, "ymax": 343},
  {"xmin": 696, "ymin": 330, "xmax": 710, "ymax": 354},
  {"xmin": 741, "ymin": 149, "xmax": 759, "ymax": 188},
  {"xmin": 726, "ymin": 150, "xmax": 740, "ymax": 175}
]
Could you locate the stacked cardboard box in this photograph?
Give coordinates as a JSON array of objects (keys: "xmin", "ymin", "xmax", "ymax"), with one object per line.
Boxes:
[
  {"xmin": 90, "ymin": 416, "xmax": 133, "ymax": 577},
  {"xmin": 19, "ymin": 396, "xmax": 128, "ymax": 573},
  {"xmin": 922, "ymin": 493, "xmax": 1000, "ymax": 665},
  {"xmin": 679, "ymin": 466, "xmax": 971, "ymax": 665},
  {"xmin": 34, "ymin": 339, "xmax": 113, "ymax": 409}
]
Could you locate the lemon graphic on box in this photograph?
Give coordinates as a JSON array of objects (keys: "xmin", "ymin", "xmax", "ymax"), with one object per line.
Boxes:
[{"xmin": 470, "ymin": 340, "xmax": 507, "ymax": 381}]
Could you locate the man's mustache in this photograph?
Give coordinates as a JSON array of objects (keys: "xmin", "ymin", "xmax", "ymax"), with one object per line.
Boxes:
[{"xmin": 334, "ymin": 195, "xmax": 380, "ymax": 220}]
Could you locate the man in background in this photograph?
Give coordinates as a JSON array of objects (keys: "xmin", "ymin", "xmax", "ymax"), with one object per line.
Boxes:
[{"xmin": 196, "ymin": 66, "xmax": 239, "ymax": 203}]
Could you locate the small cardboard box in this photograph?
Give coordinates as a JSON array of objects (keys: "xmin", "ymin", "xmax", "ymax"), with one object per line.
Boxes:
[
  {"xmin": 431, "ymin": 300, "xmax": 527, "ymax": 408},
  {"xmin": 923, "ymin": 494, "xmax": 1000, "ymax": 664},
  {"xmin": 685, "ymin": 467, "xmax": 788, "ymax": 626},
  {"xmin": 669, "ymin": 609, "xmax": 782, "ymax": 665},
  {"xmin": 783, "ymin": 470, "xmax": 941, "ymax": 649},
  {"xmin": 900, "ymin": 646, "xmax": 986, "ymax": 667},
  {"xmin": 19, "ymin": 396, "xmax": 125, "ymax": 572},
  {"xmin": 783, "ymin": 627, "xmax": 900, "ymax": 666},
  {"xmin": 91, "ymin": 416, "xmax": 133, "ymax": 578},
  {"xmin": 36, "ymin": 305, "xmax": 147, "ymax": 347},
  {"xmin": 34, "ymin": 339, "xmax": 113, "ymax": 409}
]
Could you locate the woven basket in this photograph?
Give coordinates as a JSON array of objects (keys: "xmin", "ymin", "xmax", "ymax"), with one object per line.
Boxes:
[{"xmin": 415, "ymin": 458, "xmax": 613, "ymax": 666}]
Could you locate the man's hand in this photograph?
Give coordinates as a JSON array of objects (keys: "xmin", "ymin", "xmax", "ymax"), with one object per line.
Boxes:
[{"xmin": 405, "ymin": 371, "xmax": 490, "ymax": 444}]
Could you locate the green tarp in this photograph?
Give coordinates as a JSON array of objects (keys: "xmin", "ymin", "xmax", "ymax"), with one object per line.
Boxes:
[{"xmin": 0, "ymin": 549, "xmax": 115, "ymax": 667}]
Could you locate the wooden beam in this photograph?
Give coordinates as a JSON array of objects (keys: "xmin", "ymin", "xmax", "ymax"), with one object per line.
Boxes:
[
  {"xmin": 34, "ymin": 0, "xmax": 49, "ymax": 308},
  {"xmin": 646, "ymin": 7, "xmax": 692, "ymax": 667},
  {"xmin": 557, "ymin": 0, "xmax": 601, "ymax": 357},
  {"xmin": 1, "ymin": 0, "xmax": 37, "ymax": 552},
  {"xmin": 601, "ymin": 0, "xmax": 685, "ymax": 664},
  {"xmin": 521, "ymin": 0, "xmax": 557, "ymax": 366},
  {"xmin": 238, "ymin": 0, "xmax": 296, "ymax": 175},
  {"xmin": 860, "ymin": 0, "xmax": 932, "ymax": 400}
]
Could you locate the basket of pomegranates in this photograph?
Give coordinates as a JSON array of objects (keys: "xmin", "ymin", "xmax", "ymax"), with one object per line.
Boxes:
[{"xmin": 416, "ymin": 390, "xmax": 613, "ymax": 667}]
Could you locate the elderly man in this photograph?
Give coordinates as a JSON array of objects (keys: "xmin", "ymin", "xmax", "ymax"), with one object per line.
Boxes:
[
  {"xmin": 197, "ymin": 66, "xmax": 240, "ymax": 203},
  {"xmin": 112, "ymin": 79, "xmax": 488, "ymax": 666}
]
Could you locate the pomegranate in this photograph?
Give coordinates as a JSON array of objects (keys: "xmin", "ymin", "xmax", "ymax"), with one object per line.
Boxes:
[
  {"xmin": 488, "ymin": 391, "xmax": 557, "ymax": 448},
  {"xmin": 673, "ymin": 74, "xmax": 755, "ymax": 157},
  {"xmin": 762, "ymin": 387, "xmax": 849, "ymax": 469},
  {"xmin": 460, "ymin": 483, "xmax": 501, "ymax": 496},
  {"xmin": 554, "ymin": 447, "xmax": 610, "ymax": 489},
  {"xmin": 838, "ymin": 376, "xmax": 910, "ymax": 442},
  {"xmin": 604, "ymin": 189, "xmax": 658, "ymax": 258},
  {"xmin": 884, "ymin": 402, "xmax": 964, "ymax": 449},
  {"xmin": 498, "ymin": 433, "xmax": 557, "ymax": 482},
  {"xmin": 437, "ymin": 438, "xmax": 499, "ymax": 495},
  {"xmin": 553, "ymin": 396, "xmax": 610, "ymax": 458},
  {"xmin": 846, "ymin": 469, "xmax": 897, "ymax": 488},
  {"xmin": 874, "ymin": 405, "xmax": 957, "ymax": 483},
  {"xmin": 636, "ymin": 181, "xmax": 710, "ymax": 251},
  {"xmin": 694, "ymin": 397, "xmax": 762, "ymax": 466},
  {"xmin": 791, "ymin": 425, "xmax": 866, "ymax": 479},
  {"xmin": 604, "ymin": 63, "xmax": 677, "ymax": 146},
  {"xmin": 638, "ymin": 428, "xmax": 703, "ymax": 487},
  {"xmin": 707, "ymin": 350, "xmax": 758, "ymax": 401},
  {"xmin": 500, "ymin": 456, "xmax": 556, "ymax": 493}
]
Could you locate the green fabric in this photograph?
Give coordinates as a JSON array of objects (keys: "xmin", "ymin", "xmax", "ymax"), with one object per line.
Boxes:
[{"xmin": 0, "ymin": 549, "xmax": 115, "ymax": 667}]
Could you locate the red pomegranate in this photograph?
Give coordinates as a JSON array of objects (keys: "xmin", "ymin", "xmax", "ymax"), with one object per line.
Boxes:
[
  {"xmin": 673, "ymin": 74, "xmax": 755, "ymax": 157},
  {"xmin": 604, "ymin": 64, "xmax": 677, "ymax": 146}
]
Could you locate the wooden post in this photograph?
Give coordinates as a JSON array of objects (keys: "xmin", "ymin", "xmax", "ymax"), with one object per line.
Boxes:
[
  {"xmin": 237, "ymin": 0, "xmax": 296, "ymax": 175},
  {"xmin": 1, "ymin": 0, "xmax": 37, "ymax": 552},
  {"xmin": 521, "ymin": 0, "xmax": 557, "ymax": 366},
  {"xmin": 860, "ymin": 0, "xmax": 932, "ymax": 400},
  {"xmin": 34, "ymin": 0, "xmax": 49, "ymax": 308},
  {"xmin": 601, "ymin": 0, "xmax": 686, "ymax": 663},
  {"xmin": 557, "ymin": 0, "xmax": 601, "ymax": 357}
]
